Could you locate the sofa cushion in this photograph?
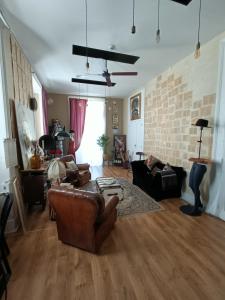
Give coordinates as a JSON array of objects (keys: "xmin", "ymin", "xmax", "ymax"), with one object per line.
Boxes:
[{"xmin": 66, "ymin": 160, "xmax": 78, "ymax": 171}]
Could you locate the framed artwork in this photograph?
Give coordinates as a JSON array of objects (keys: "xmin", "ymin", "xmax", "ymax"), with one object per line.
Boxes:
[
  {"xmin": 112, "ymin": 113, "xmax": 119, "ymax": 129},
  {"xmin": 130, "ymin": 93, "xmax": 141, "ymax": 120},
  {"xmin": 114, "ymin": 135, "xmax": 126, "ymax": 164}
]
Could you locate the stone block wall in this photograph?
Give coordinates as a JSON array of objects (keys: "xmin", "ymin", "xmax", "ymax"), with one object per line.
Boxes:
[{"xmin": 144, "ymin": 73, "xmax": 215, "ymax": 170}]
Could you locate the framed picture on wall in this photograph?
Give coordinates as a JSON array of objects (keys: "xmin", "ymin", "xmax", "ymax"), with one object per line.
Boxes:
[
  {"xmin": 130, "ymin": 93, "xmax": 141, "ymax": 120},
  {"xmin": 113, "ymin": 135, "xmax": 126, "ymax": 165}
]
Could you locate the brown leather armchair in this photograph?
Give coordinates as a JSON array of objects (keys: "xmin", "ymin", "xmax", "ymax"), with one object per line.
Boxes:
[
  {"xmin": 59, "ymin": 155, "xmax": 91, "ymax": 186},
  {"xmin": 48, "ymin": 187, "xmax": 119, "ymax": 253}
]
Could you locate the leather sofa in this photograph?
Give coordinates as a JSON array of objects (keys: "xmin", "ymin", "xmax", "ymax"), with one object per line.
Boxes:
[
  {"xmin": 48, "ymin": 187, "xmax": 119, "ymax": 253},
  {"xmin": 131, "ymin": 160, "xmax": 186, "ymax": 201},
  {"xmin": 59, "ymin": 155, "xmax": 91, "ymax": 186}
]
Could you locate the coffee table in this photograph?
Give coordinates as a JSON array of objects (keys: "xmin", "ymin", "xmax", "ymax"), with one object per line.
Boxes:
[{"xmin": 96, "ymin": 177, "xmax": 123, "ymax": 201}]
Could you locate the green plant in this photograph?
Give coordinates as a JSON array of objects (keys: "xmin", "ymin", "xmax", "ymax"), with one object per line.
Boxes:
[{"xmin": 97, "ymin": 134, "xmax": 109, "ymax": 154}]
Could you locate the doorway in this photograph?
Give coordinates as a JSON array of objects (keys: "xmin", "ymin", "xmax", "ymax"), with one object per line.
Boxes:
[{"xmin": 76, "ymin": 98, "xmax": 106, "ymax": 166}]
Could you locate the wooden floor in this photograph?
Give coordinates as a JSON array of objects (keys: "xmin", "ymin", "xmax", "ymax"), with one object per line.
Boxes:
[{"xmin": 7, "ymin": 166, "xmax": 225, "ymax": 300}]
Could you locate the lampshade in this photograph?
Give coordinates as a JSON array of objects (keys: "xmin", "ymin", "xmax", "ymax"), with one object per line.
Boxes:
[
  {"xmin": 47, "ymin": 159, "xmax": 66, "ymax": 181},
  {"xmin": 192, "ymin": 119, "xmax": 209, "ymax": 128}
]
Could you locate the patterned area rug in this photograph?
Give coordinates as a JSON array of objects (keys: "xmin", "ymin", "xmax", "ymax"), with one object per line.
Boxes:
[{"xmin": 81, "ymin": 178, "xmax": 162, "ymax": 217}]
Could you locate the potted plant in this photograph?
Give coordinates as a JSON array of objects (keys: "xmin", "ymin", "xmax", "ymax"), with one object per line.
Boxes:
[{"xmin": 97, "ymin": 134, "xmax": 110, "ymax": 160}]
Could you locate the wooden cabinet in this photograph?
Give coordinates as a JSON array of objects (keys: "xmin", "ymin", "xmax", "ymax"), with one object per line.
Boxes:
[{"xmin": 21, "ymin": 169, "xmax": 47, "ymax": 210}]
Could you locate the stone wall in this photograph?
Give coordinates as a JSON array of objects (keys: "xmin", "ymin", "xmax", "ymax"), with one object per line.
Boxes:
[
  {"xmin": 144, "ymin": 31, "xmax": 225, "ymax": 171},
  {"xmin": 145, "ymin": 73, "xmax": 215, "ymax": 170}
]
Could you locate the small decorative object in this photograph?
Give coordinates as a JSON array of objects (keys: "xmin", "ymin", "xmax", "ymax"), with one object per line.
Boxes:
[
  {"xmin": 30, "ymin": 141, "xmax": 41, "ymax": 169},
  {"xmin": 130, "ymin": 93, "xmax": 141, "ymax": 120},
  {"xmin": 30, "ymin": 153, "xmax": 41, "ymax": 169},
  {"xmin": 97, "ymin": 134, "xmax": 110, "ymax": 160}
]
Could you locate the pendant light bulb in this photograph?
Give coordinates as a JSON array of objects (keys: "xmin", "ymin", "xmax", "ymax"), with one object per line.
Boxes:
[
  {"xmin": 156, "ymin": 0, "xmax": 161, "ymax": 44},
  {"xmin": 86, "ymin": 60, "xmax": 90, "ymax": 70},
  {"xmin": 156, "ymin": 29, "xmax": 160, "ymax": 43},
  {"xmin": 131, "ymin": 0, "xmax": 136, "ymax": 34},
  {"xmin": 194, "ymin": 41, "xmax": 201, "ymax": 59},
  {"xmin": 194, "ymin": 0, "xmax": 202, "ymax": 59},
  {"xmin": 131, "ymin": 25, "xmax": 136, "ymax": 34}
]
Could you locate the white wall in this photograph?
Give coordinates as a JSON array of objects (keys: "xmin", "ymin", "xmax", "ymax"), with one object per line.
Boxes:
[
  {"xmin": 0, "ymin": 57, "xmax": 9, "ymax": 191},
  {"xmin": 207, "ymin": 40, "xmax": 225, "ymax": 220},
  {"xmin": 127, "ymin": 88, "xmax": 145, "ymax": 161}
]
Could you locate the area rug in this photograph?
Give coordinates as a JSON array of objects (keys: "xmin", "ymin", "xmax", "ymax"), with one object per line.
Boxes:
[{"xmin": 80, "ymin": 178, "xmax": 162, "ymax": 217}]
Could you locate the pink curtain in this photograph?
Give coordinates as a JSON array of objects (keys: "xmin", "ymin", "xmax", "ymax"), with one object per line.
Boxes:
[
  {"xmin": 70, "ymin": 98, "xmax": 88, "ymax": 151},
  {"xmin": 42, "ymin": 87, "xmax": 48, "ymax": 134}
]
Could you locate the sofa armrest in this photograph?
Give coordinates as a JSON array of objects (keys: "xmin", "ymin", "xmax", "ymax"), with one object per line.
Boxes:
[
  {"xmin": 97, "ymin": 196, "xmax": 119, "ymax": 223},
  {"xmin": 77, "ymin": 163, "xmax": 90, "ymax": 170}
]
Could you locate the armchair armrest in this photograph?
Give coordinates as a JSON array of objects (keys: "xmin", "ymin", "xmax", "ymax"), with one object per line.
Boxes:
[
  {"xmin": 97, "ymin": 195, "xmax": 119, "ymax": 223},
  {"xmin": 65, "ymin": 169, "xmax": 79, "ymax": 181},
  {"xmin": 77, "ymin": 163, "xmax": 90, "ymax": 170}
]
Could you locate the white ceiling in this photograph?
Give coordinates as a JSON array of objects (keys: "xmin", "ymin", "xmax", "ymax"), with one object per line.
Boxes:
[{"xmin": 1, "ymin": 0, "xmax": 225, "ymax": 98}]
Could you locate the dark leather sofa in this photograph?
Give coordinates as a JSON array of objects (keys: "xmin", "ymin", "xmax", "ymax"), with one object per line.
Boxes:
[
  {"xmin": 48, "ymin": 187, "xmax": 119, "ymax": 253},
  {"xmin": 131, "ymin": 160, "xmax": 186, "ymax": 201}
]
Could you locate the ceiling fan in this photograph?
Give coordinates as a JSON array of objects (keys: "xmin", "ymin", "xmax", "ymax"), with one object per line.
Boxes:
[
  {"xmin": 72, "ymin": 60, "xmax": 138, "ymax": 87},
  {"xmin": 171, "ymin": 0, "xmax": 192, "ymax": 5}
]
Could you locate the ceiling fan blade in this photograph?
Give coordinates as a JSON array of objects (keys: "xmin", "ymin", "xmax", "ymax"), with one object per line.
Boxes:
[
  {"xmin": 76, "ymin": 73, "xmax": 102, "ymax": 77},
  {"xmin": 171, "ymin": 0, "xmax": 192, "ymax": 5},
  {"xmin": 72, "ymin": 78, "xmax": 116, "ymax": 86},
  {"xmin": 111, "ymin": 72, "xmax": 138, "ymax": 76},
  {"xmin": 72, "ymin": 45, "xmax": 139, "ymax": 64}
]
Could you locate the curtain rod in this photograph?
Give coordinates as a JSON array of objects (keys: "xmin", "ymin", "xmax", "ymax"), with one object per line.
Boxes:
[{"xmin": 67, "ymin": 94, "xmax": 106, "ymax": 99}]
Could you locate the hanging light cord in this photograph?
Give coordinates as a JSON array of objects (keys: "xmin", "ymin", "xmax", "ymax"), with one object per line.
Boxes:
[
  {"xmin": 131, "ymin": 0, "xmax": 136, "ymax": 34},
  {"xmin": 156, "ymin": 0, "xmax": 160, "ymax": 43},
  {"xmin": 85, "ymin": 0, "xmax": 89, "ymax": 68},
  {"xmin": 197, "ymin": 0, "xmax": 202, "ymax": 44},
  {"xmin": 157, "ymin": 0, "xmax": 160, "ymax": 31}
]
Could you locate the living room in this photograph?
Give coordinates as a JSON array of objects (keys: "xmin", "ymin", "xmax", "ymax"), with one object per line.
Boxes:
[{"xmin": 0, "ymin": 0, "xmax": 225, "ymax": 299}]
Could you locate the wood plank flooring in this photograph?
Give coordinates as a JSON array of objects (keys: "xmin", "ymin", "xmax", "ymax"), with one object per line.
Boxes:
[{"xmin": 6, "ymin": 166, "xmax": 225, "ymax": 300}]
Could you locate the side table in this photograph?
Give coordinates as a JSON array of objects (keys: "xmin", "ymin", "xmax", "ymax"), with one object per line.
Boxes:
[{"xmin": 21, "ymin": 168, "xmax": 47, "ymax": 211}]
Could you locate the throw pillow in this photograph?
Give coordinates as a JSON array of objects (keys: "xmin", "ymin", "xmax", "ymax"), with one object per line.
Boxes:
[
  {"xmin": 163, "ymin": 163, "xmax": 173, "ymax": 172},
  {"xmin": 66, "ymin": 161, "xmax": 79, "ymax": 171},
  {"xmin": 145, "ymin": 155, "xmax": 161, "ymax": 171}
]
